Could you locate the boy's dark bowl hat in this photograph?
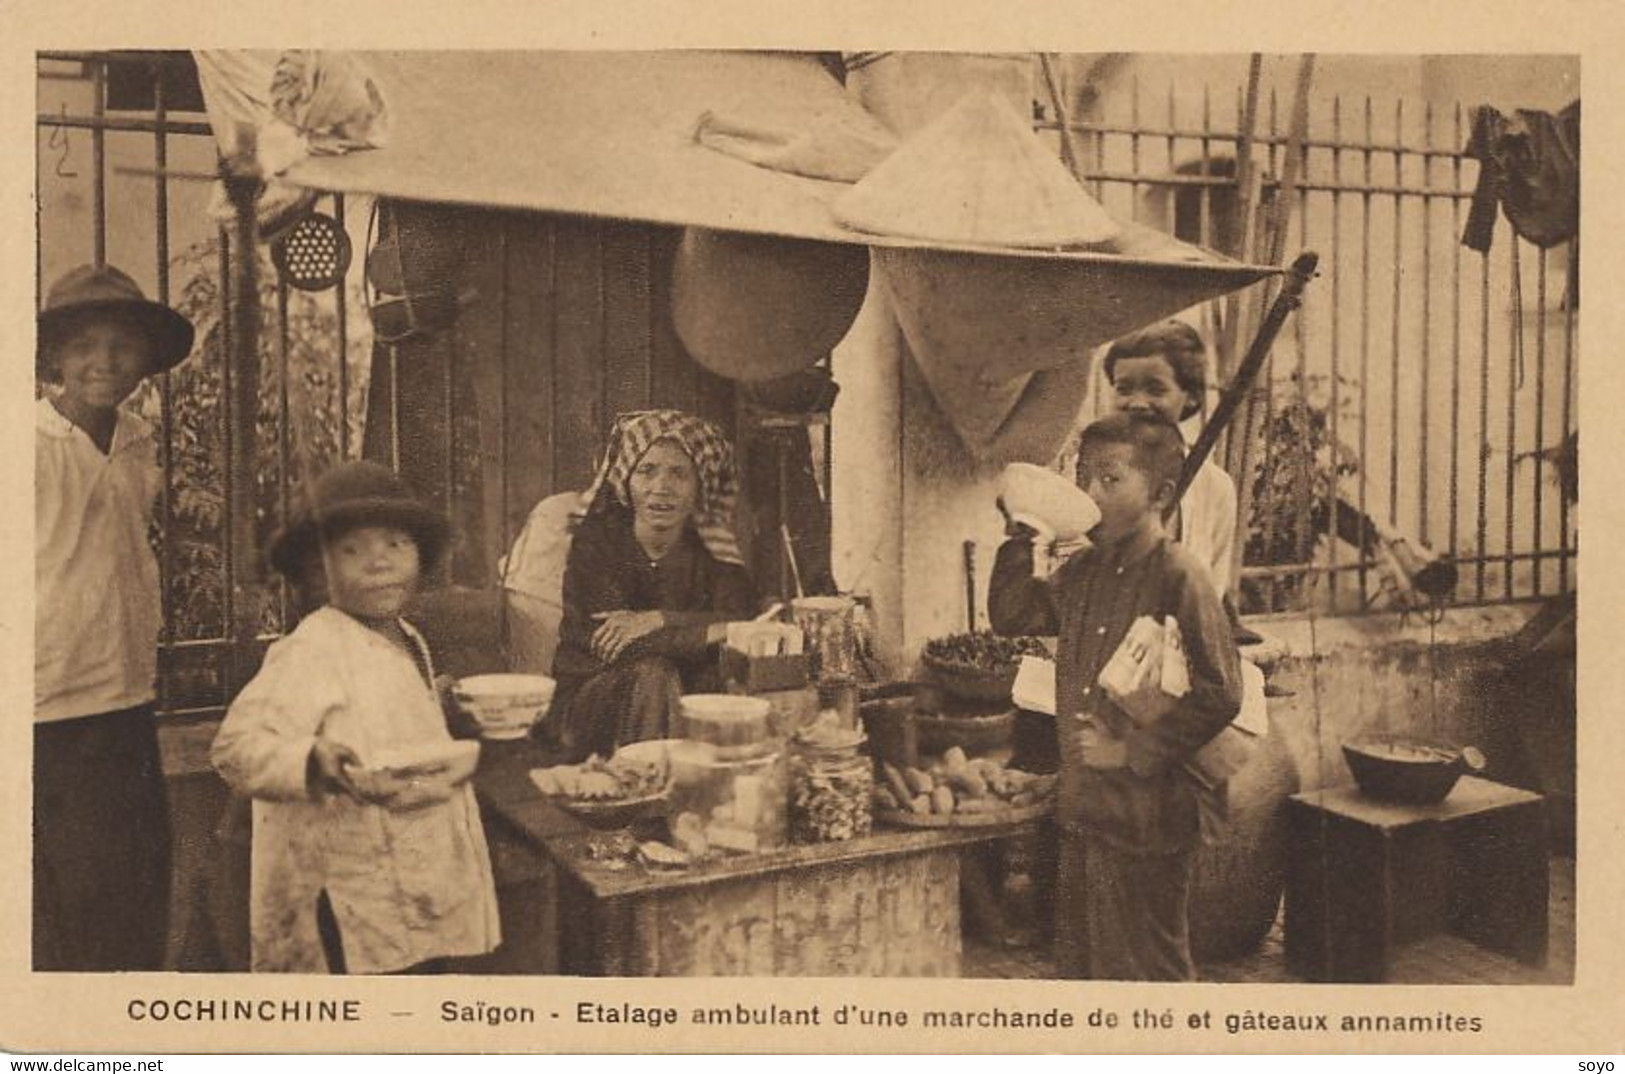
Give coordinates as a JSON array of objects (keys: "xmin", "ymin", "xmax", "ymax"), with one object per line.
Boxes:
[
  {"xmin": 270, "ymin": 461, "xmax": 451, "ymax": 580},
  {"xmin": 38, "ymin": 264, "xmax": 195, "ymax": 378}
]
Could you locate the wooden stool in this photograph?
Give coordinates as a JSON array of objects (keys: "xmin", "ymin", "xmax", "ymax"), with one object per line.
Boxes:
[{"xmin": 1284, "ymin": 776, "xmax": 1547, "ymax": 982}]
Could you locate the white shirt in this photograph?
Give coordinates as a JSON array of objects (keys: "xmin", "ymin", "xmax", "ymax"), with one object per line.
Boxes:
[
  {"xmin": 35, "ymin": 397, "xmax": 163, "ymax": 722},
  {"xmin": 211, "ymin": 607, "xmax": 501, "ymax": 974},
  {"xmin": 1174, "ymin": 458, "xmax": 1239, "ymax": 597}
]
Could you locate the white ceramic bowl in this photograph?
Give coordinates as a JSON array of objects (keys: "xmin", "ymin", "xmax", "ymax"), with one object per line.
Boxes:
[
  {"xmin": 349, "ymin": 738, "xmax": 481, "ymax": 800},
  {"xmin": 998, "ymin": 463, "xmax": 1102, "ymax": 541},
  {"xmin": 453, "ymin": 673, "xmax": 556, "ymax": 740}
]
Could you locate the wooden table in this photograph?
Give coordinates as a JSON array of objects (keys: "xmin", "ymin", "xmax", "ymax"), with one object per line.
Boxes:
[
  {"xmin": 1283, "ymin": 777, "xmax": 1547, "ymax": 982},
  {"xmin": 475, "ymin": 740, "xmax": 1035, "ymax": 977}
]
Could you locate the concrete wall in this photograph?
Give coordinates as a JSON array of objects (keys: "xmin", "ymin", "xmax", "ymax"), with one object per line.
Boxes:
[{"xmin": 1257, "ymin": 602, "xmax": 1570, "ymax": 832}]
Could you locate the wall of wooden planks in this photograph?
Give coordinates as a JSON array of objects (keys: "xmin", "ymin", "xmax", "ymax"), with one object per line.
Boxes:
[{"xmin": 366, "ymin": 208, "xmax": 739, "ymax": 588}]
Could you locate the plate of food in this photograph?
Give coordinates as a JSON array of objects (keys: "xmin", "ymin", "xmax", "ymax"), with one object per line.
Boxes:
[
  {"xmin": 873, "ymin": 751, "xmax": 1056, "ymax": 828},
  {"xmin": 346, "ymin": 739, "xmax": 481, "ymax": 802},
  {"xmin": 529, "ymin": 753, "xmax": 671, "ymax": 827}
]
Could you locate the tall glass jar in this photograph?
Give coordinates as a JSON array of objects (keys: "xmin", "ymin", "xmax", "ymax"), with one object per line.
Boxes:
[
  {"xmin": 788, "ymin": 733, "xmax": 873, "ymax": 844},
  {"xmin": 668, "ymin": 741, "xmax": 788, "ymax": 857}
]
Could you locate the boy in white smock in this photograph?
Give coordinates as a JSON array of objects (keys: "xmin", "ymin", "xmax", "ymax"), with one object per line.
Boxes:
[{"xmin": 211, "ymin": 461, "xmax": 500, "ymax": 974}]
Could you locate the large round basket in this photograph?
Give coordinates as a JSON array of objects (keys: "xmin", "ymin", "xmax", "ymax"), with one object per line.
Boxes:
[
  {"xmin": 1190, "ymin": 724, "xmax": 1298, "ymax": 963},
  {"xmin": 914, "ymin": 709, "xmax": 1016, "ymax": 756},
  {"xmin": 921, "ymin": 653, "xmax": 1019, "ymax": 705}
]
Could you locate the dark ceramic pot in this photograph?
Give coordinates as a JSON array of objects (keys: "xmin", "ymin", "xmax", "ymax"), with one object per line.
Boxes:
[{"xmin": 1190, "ymin": 715, "xmax": 1300, "ymax": 963}]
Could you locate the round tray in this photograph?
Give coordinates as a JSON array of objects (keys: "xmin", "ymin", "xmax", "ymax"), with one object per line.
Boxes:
[
  {"xmin": 875, "ymin": 800, "xmax": 1052, "ymax": 829},
  {"xmin": 554, "ymin": 792, "xmax": 669, "ymax": 829}
]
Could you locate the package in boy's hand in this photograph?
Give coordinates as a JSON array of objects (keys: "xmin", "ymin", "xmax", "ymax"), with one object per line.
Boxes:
[
  {"xmin": 1097, "ymin": 616, "xmax": 1163, "ymax": 698},
  {"xmin": 1099, "ymin": 615, "xmax": 1185, "ymax": 726}
]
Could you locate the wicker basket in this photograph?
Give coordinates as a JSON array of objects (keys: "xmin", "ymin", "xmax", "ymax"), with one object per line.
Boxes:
[
  {"xmin": 915, "ymin": 709, "xmax": 1016, "ymax": 757},
  {"xmin": 921, "ymin": 653, "xmax": 1019, "ymax": 705},
  {"xmin": 874, "ymin": 799, "xmax": 1050, "ymax": 829}
]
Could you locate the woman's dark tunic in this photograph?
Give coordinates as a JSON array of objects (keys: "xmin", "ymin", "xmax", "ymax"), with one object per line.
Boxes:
[{"xmin": 548, "ymin": 505, "xmax": 755, "ymax": 759}]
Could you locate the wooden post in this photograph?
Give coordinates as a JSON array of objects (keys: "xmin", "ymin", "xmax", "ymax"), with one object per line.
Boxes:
[
  {"xmin": 1221, "ymin": 56, "xmax": 1317, "ymax": 604},
  {"xmin": 222, "ymin": 125, "xmax": 268, "ymax": 695}
]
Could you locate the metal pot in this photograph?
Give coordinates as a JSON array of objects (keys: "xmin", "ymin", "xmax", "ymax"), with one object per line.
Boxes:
[{"xmin": 1342, "ymin": 734, "xmax": 1488, "ymax": 805}]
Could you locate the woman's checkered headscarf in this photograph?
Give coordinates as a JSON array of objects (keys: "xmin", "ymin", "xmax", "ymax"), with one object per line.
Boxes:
[{"xmin": 581, "ymin": 409, "xmax": 744, "ymax": 565}]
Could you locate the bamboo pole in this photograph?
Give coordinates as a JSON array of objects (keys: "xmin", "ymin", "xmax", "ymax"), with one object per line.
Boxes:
[
  {"xmin": 222, "ymin": 124, "xmax": 268, "ymax": 695},
  {"xmin": 1217, "ymin": 55, "xmax": 1265, "ymax": 397},
  {"xmin": 1221, "ymin": 55, "xmax": 1317, "ymax": 603},
  {"xmin": 1036, "ymin": 54, "xmax": 1080, "ymax": 176},
  {"xmin": 1170, "ymin": 251, "xmax": 1318, "ymax": 516}
]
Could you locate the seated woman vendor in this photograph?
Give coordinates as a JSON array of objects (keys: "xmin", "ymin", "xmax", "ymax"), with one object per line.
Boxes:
[{"xmin": 547, "ymin": 410, "xmax": 757, "ymax": 761}]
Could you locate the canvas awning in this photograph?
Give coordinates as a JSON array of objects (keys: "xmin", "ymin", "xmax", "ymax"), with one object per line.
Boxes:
[
  {"xmin": 279, "ymin": 51, "xmax": 1281, "ymax": 461},
  {"xmin": 283, "ymin": 51, "xmax": 1272, "ymax": 275}
]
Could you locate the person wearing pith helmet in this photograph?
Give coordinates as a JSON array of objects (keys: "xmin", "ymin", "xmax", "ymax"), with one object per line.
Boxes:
[{"xmin": 34, "ymin": 263, "xmax": 194, "ymax": 971}]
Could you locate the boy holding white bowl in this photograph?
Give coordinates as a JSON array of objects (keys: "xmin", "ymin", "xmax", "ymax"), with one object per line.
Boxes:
[{"xmin": 990, "ymin": 412, "xmax": 1242, "ymax": 980}]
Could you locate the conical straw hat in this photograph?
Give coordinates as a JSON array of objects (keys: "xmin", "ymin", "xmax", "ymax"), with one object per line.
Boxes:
[
  {"xmin": 671, "ymin": 227, "xmax": 871, "ymax": 382},
  {"xmin": 833, "ymin": 90, "xmax": 1119, "ymax": 249}
]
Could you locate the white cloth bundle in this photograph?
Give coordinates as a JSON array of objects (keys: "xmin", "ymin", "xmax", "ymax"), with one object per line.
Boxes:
[{"xmin": 1096, "ymin": 615, "xmax": 1264, "ymax": 787}]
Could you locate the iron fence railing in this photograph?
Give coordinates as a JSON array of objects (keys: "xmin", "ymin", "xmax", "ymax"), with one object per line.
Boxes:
[
  {"xmin": 1043, "ymin": 76, "xmax": 1576, "ymax": 614},
  {"xmin": 38, "ymin": 51, "xmax": 364, "ymax": 719}
]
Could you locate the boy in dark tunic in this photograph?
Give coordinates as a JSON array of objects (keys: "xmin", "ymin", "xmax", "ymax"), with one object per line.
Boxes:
[{"xmin": 989, "ymin": 412, "xmax": 1242, "ymax": 980}]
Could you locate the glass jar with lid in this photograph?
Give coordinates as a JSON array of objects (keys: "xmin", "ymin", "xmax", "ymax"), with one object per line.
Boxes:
[
  {"xmin": 668, "ymin": 740, "xmax": 788, "ymax": 857},
  {"xmin": 788, "ymin": 727, "xmax": 872, "ymax": 844}
]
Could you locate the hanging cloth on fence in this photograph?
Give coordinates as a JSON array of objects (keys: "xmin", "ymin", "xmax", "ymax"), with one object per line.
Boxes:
[
  {"xmin": 1460, "ymin": 100, "xmax": 1579, "ymax": 253},
  {"xmin": 195, "ymin": 50, "xmax": 391, "ymax": 176},
  {"xmin": 194, "ymin": 50, "xmax": 392, "ymax": 238}
]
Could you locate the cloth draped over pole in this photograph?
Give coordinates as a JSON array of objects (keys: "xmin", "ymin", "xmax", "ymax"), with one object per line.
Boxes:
[{"xmin": 193, "ymin": 50, "xmax": 390, "ymax": 239}]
